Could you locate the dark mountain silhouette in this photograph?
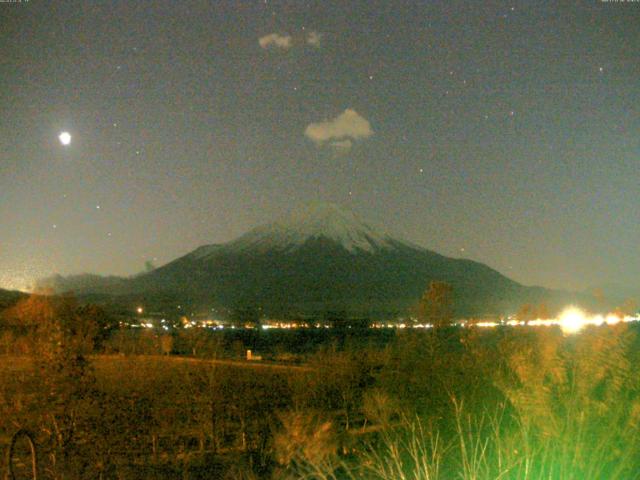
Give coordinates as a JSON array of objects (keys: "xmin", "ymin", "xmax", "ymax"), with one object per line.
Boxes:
[{"xmin": 38, "ymin": 203, "xmax": 589, "ymax": 318}]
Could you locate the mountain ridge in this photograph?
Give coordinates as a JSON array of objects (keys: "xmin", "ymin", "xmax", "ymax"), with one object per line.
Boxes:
[{"xmin": 36, "ymin": 202, "xmax": 592, "ymax": 317}]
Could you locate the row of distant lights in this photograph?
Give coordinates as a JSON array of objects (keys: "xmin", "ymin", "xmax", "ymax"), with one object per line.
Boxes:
[
  {"xmin": 522, "ymin": 307, "xmax": 639, "ymax": 335},
  {"xmin": 377, "ymin": 307, "xmax": 640, "ymax": 335},
  {"xmin": 132, "ymin": 306, "xmax": 640, "ymax": 336},
  {"xmin": 129, "ymin": 322, "xmax": 238, "ymax": 331}
]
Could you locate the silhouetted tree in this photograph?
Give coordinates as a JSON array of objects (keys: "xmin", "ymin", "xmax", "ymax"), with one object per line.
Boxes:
[
  {"xmin": 417, "ymin": 281, "xmax": 454, "ymax": 328},
  {"xmin": 230, "ymin": 306, "xmax": 261, "ymax": 327},
  {"xmin": 159, "ymin": 334, "xmax": 173, "ymax": 355},
  {"xmin": 517, "ymin": 303, "xmax": 535, "ymax": 322},
  {"xmin": 518, "ymin": 302, "xmax": 551, "ymax": 321},
  {"xmin": 537, "ymin": 302, "xmax": 551, "ymax": 320},
  {"xmin": 619, "ymin": 298, "xmax": 638, "ymax": 316},
  {"xmin": 7, "ymin": 294, "xmax": 104, "ymax": 476}
]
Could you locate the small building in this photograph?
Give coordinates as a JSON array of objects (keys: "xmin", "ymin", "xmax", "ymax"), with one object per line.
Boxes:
[{"xmin": 246, "ymin": 349, "xmax": 262, "ymax": 361}]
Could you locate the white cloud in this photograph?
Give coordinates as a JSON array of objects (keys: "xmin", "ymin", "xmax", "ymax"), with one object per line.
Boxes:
[
  {"xmin": 306, "ymin": 31, "xmax": 322, "ymax": 47},
  {"xmin": 305, "ymin": 109, "xmax": 373, "ymax": 146},
  {"xmin": 259, "ymin": 33, "xmax": 292, "ymax": 50}
]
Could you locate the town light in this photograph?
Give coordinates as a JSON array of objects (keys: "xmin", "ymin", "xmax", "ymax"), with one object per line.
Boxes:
[{"xmin": 558, "ymin": 307, "xmax": 588, "ymax": 334}]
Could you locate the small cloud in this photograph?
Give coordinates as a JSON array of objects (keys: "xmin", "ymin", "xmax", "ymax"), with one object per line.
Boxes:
[
  {"xmin": 306, "ymin": 31, "xmax": 322, "ymax": 47},
  {"xmin": 330, "ymin": 139, "xmax": 353, "ymax": 151},
  {"xmin": 305, "ymin": 109, "xmax": 373, "ymax": 146},
  {"xmin": 259, "ymin": 33, "xmax": 292, "ymax": 50}
]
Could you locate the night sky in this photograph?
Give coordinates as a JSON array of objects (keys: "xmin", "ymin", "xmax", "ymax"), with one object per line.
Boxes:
[{"xmin": 1, "ymin": 1, "xmax": 638, "ymax": 292}]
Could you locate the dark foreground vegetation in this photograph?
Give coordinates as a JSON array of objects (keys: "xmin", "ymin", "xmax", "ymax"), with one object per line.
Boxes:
[{"xmin": 2, "ymin": 295, "xmax": 640, "ymax": 479}]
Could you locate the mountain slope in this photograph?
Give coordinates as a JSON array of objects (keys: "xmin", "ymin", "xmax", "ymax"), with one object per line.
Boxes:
[
  {"xmin": 40, "ymin": 203, "xmax": 586, "ymax": 317},
  {"xmin": 122, "ymin": 203, "xmax": 577, "ymax": 316}
]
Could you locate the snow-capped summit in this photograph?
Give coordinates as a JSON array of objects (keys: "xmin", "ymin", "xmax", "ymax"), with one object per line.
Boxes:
[{"xmin": 226, "ymin": 202, "xmax": 396, "ymax": 253}]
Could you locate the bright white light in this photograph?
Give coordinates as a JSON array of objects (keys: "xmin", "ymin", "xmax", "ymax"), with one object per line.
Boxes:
[
  {"xmin": 476, "ymin": 321, "xmax": 499, "ymax": 328},
  {"xmin": 467, "ymin": 308, "xmax": 639, "ymax": 334},
  {"xmin": 59, "ymin": 132, "xmax": 71, "ymax": 145},
  {"xmin": 559, "ymin": 307, "xmax": 587, "ymax": 334},
  {"xmin": 528, "ymin": 319, "xmax": 557, "ymax": 327},
  {"xmin": 606, "ymin": 314, "xmax": 621, "ymax": 325},
  {"xmin": 591, "ymin": 314, "xmax": 605, "ymax": 327},
  {"xmin": 136, "ymin": 307, "xmax": 143, "ymax": 314}
]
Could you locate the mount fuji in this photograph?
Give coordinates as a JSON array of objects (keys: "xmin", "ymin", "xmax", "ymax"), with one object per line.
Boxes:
[
  {"xmin": 40, "ymin": 203, "xmax": 578, "ymax": 318},
  {"xmin": 195, "ymin": 202, "xmax": 398, "ymax": 256}
]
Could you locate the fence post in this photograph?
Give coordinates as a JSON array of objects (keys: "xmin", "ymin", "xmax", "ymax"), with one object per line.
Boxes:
[{"xmin": 5, "ymin": 429, "xmax": 37, "ymax": 480}]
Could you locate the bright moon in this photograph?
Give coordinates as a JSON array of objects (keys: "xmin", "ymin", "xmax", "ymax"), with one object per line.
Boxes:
[{"xmin": 58, "ymin": 131, "xmax": 71, "ymax": 146}]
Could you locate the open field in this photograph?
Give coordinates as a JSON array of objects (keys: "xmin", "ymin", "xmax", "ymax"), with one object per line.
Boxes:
[
  {"xmin": 0, "ymin": 351, "xmax": 320, "ymax": 479},
  {"xmin": 2, "ymin": 323, "xmax": 640, "ymax": 479}
]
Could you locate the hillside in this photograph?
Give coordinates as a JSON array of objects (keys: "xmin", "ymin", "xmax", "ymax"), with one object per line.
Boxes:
[
  {"xmin": 38, "ymin": 203, "xmax": 589, "ymax": 318},
  {"xmin": 0, "ymin": 288, "xmax": 27, "ymax": 311}
]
